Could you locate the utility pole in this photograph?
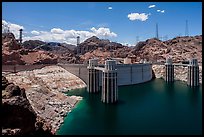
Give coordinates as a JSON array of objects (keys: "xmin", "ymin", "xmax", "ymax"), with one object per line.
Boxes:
[
  {"xmin": 19, "ymin": 29, "xmax": 23, "ymax": 44},
  {"xmin": 77, "ymin": 36, "xmax": 80, "ymax": 55}
]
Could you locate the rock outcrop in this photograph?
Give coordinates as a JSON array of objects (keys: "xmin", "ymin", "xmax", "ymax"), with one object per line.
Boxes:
[
  {"xmin": 2, "ymin": 76, "xmax": 53, "ymax": 135},
  {"xmin": 78, "ymin": 36, "xmax": 129, "ymax": 63},
  {"xmin": 22, "ymin": 40, "xmax": 46, "ymax": 50},
  {"xmin": 2, "ymin": 33, "xmax": 58, "ymax": 65},
  {"xmin": 4, "ymin": 65, "xmax": 86, "ymax": 134},
  {"xmin": 2, "ymin": 33, "xmax": 21, "ymax": 50},
  {"xmin": 130, "ymin": 35, "xmax": 202, "ymax": 63},
  {"xmin": 77, "ymin": 36, "xmax": 124, "ymax": 55},
  {"xmin": 2, "ymin": 33, "xmax": 202, "ymax": 65}
]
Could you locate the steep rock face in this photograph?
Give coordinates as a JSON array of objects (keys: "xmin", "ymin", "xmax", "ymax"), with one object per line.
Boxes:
[
  {"xmin": 2, "ymin": 33, "xmax": 59, "ymax": 65},
  {"xmin": 2, "ymin": 33, "xmax": 202, "ymax": 65},
  {"xmin": 2, "ymin": 33, "xmax": 21, "ymax": 50},
  {"xmin": 5, "ymin": 66, "xmax": 86, "ymax": 133},
  {"xmin": 130, "ymin": 35, "xmax": 202, "ymax": 63},
  {"xmin": 2, "ymin": 50, "xmax": 26, "ymax": 65},
  {"xmin": 22, "ymin": 40, "xmax": 46, "ymax": 50},
  {"xmin": 130, "ymin": 38, "xmax": 169, "ymax": 62},
  {"xmin": 164, "ymin": 35, "xmax": 202, "ymax": 63},
  {"xmin": 78, "ymin": 36, "xmax": 124, "ymax": 55},
  {"xmin": 2, "ymin": 76, "xmax": 53, "ymax": 135},
  {"xmin": 20, "ymin": 50, "xmax": 58, "ymax": 65},
  {"xmin": 78, "ymin": 36, "xmax": 128, "ymax": 63}
]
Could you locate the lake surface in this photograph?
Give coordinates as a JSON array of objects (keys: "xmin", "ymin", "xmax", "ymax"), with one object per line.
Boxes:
[{"xmin": 57, "ymin": 78, "xmax": 202, "ymax": 135}]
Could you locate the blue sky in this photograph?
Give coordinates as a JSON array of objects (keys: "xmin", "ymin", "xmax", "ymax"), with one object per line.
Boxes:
[{"xmin": 2, "ymin": 2, "xmax": 202, "ymax": 46}]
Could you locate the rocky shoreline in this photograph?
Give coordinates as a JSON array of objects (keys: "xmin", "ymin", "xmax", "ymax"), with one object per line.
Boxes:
[
  {"xmin": 152, "ymin": 64, "xmax": 202, "ymax": 84},
  {"xmin": 3, "ymin": 65, "xmax": 86, "ymax": 134}
]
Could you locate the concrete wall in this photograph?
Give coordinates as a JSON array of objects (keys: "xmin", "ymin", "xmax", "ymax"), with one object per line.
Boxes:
[
  {"xmin": 58, "ymin": 64, "xmax": 89, "ymax": 83},
  {"xmin": 117, "ymin": 63, "xmax": 152, "ymax": 86},
  {"xmin": 3, "ymin": 63, "xmax": 153, "ymax": 86},
  {"xmin": 59, "ymin": 63, "xmax": 153, "ymax": 86}
]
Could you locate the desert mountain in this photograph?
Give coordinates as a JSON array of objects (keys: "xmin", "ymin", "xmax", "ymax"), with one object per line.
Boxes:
[
  {"xmin": 2, "ymin": 33, "xmax": 58, "ymax": 65},
  {"xmin": 129, "ymin": 35, "xmax": 202, "ymax": 63},
  {"xmin": 2, "ymin": 33, "xmax": 202, "ymax": 65}
]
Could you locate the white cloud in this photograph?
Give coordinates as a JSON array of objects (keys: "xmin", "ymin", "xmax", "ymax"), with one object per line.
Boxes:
[
  {"xmin": 161, "ymin": 10, "xmax": 165, "ymax": 13},
  {"xmin": 108, "ymin": 6, "xmax": 112, "ymax": 10},
  {"xmin": 51, "ymin": 28, "xmax": 64, "ymax": 34},
  {"xmin": 127, "ymin": 13, "xmax": 149, "ymax": 21},
  {"xmin": 157, "ymin": 9, "xmax": 165, "ymax": 13},
  {"xmin": 24, "ymin": 27, "xmax": 117, "ymax": 45},
  {"xmin": 31, "ymin": 30, "xmax": 40, "ymax": 35},
  {"xmin": 91, "ymin": 27, "xmax": 117, "ymax": 37},
  {"xmin": 2, "ymin": 20, "xmax": 24, "ymax": 39},
  {"xmin": 2, "ymin": 20, "xmax": 117, "ymax": 45},
  {"xmin": 148, "ymin": 5, "xmax": 155, "ymax": 8}
]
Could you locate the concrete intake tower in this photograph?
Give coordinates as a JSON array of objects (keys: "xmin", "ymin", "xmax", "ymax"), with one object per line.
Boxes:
[
  {"xmin": 187, "ymin": 58, "xmax": 199, "ymax": 87},
  {"xmin": 101, "ymin": 60, "xmax": 118, "ymax": 103},
  {"xmin": 87, "ymin": 59, "xmax": 100, "ymax": 93},
  {"xmin": 165, "ymin": 57, "xmax": 174, "ymax": 82}
]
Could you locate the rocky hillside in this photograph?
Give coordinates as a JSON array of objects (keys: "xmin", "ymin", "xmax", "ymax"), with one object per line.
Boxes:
[
  {"xmin": 129, "ymin": 35, "xmax": 202, "ymax": 63},
  {"xmin": 4, "ymin": 65, "xmax": 86, "ymax": 134},
  {"xmin": 77, "ymin": 36, "xmax": 125, "ymax": 54},
  {"xmin": 22, "ymin": 40, "xmax": 76, "ymax": 51},
  {"xmin": 78, "ymin": 36, "xmax": 130, "ymax": 63},
  {"xmin": 22, "ymin": 40, "xmax": 46, "ymax": 50},
  {"xmin": 2, "ymin": 76, "xmax": 52, "ymax": 135},
  {"xmin": 2, "ymin": 33, "xmax": 202, "ymax": 65},
  {"xmin": 78, "ymin": 35, "xmax": 202, "ymax": 64},
  {"xmin": 2, "ymin": 33, "xmax": 58, "ymax": 65}
]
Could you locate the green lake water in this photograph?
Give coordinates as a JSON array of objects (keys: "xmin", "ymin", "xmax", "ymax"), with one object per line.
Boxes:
[{"xmin": 57, "ymin": 78, "xmax": 202, "ymax": 135}]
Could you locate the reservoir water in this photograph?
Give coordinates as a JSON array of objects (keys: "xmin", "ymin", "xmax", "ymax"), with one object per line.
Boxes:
[{"xmin": 57, "ymin": 78, "xmax": 202, "ymax": 135}]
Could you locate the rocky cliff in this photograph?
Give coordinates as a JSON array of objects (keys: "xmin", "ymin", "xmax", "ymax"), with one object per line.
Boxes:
[
  {"xmin": 2, "ymin": 33, "xmax": 58, "ymax": 65},
  {"xmin": 130, "ymin": 35, "xmax": 202, "ymax": 63},
  {"xmin": 78, "ymin": 35, "xmax": 202, "ymax": 64},
  {"xmin": 4, "ymin": 65, "xmax": 86, "ymax": 134},
  {"xmin": 78, "ymin": 36, "xmax": 129, "ymax": 63},
  {"xmin": 2, "ymin": 33, "xmax": 202, "ymax": 65},
  {"xmin": 2, "ymin": 76, "xmax": 53, "ymax": 135}
]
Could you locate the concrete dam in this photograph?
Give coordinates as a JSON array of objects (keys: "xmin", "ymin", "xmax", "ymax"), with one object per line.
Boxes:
[
  {"xmin": 58, "ymin": 62, "xmax": 153, "ymax": 87},
  {"xmin": 58, "ymin": 59, "xmax": 153, "ymax": 103}
]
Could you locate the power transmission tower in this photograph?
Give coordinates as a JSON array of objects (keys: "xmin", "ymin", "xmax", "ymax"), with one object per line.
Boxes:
[
  {"xmin": 156, "ymin": 23, "xmax": 159, "ymax": 39},
  {"xmin": 185, "ymin": 20, "xmax": 189, "ymax": 36}
]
